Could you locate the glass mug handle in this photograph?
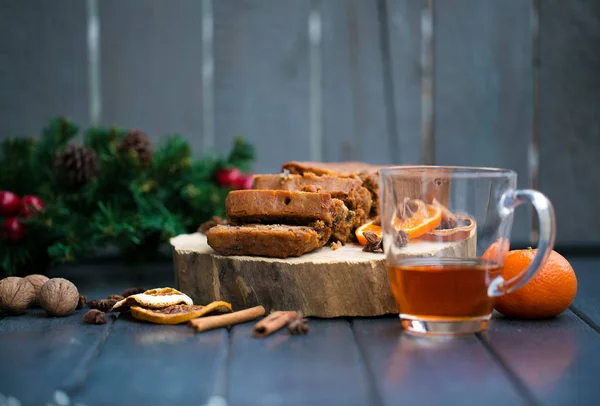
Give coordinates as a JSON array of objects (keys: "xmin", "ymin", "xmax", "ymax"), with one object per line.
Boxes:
[{"xmin": 488, "ymin": 189, "xmax": 556, "ymax": 297}]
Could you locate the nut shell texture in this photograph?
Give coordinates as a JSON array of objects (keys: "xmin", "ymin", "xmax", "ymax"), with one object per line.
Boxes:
[
  {"xmin": 0, "ymin": 277, "xmax": 36, "ymax": 314},
  {"xmin": 24, "ymin": 274, "xmax": 49, "ymax": 307},
  {"xmin": 39, "ymin": 278, "xmax": 79, "ymax": 317}
]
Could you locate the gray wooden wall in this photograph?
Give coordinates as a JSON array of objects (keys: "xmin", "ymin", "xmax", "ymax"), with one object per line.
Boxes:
[{"xmin": 1, "ymin": 0, "xmax": 599, "ymax": 246}]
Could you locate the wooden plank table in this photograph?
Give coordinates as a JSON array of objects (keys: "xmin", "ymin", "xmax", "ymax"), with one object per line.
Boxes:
[{"xmin": 1, "ymin": 256, "xmax": 599, "ymax": 406}]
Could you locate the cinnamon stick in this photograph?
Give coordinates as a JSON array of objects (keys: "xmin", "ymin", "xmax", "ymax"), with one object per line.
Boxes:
[
  {"xmin": 252, "ymin": 311, "xmax": 297, "ymax": 338},
  {"xmin": 188, "ymin": 305, "xmax": 266, "ymax": 333}
]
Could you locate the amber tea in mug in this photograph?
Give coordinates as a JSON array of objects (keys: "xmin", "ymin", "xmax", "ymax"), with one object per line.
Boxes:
[
  {"xmin": 388, "ymin": 258, "xmax": 501, "ymax": 322},
  {"xmin": 380, "ymin": 166, "xmax": 556, "ymax": 337}
]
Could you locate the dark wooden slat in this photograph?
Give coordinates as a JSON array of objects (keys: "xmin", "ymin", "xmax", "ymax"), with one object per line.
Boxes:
[
  {"xmin": 485, "ymin": 311, "xmax": 600, "ymax": 406},
  {"xmin": 226, "ymin": 319, "xmax": 373, "ymax": 406},
  {"xmin": 0, "ymin": 309, "xmax": 112, "ymax": 405},
  {"xmin": 75, "ymin": 313, "xmax": 228, "ymax": 406},
  {"xmin": 434, "ymin": 0, "xmax": 532, "ymax": 244},
  {"xmin": 0, "ymin": 0, "xmax": 89, "ymax": 140},
  {"xmin": 321, "ymin": 0, "xmax": 394, "ymax": 165},
  {"xmin": 384, "ymin": 0, "xmax": 423, "ymax": 164},
  {"xmin": 538, "ymin": 0, "xmax": 600, "ymax": 245},
  {"xmin": 214, "ymin": 0, "xmax": 311, "ymax": 173},
  {"xmin": 99, "ymin": 0, "xmax": 204, "ymax": 147},
  {"xmin": 567, "ymin": 257, "xmax": 600, "ymax": 330},
  {"xmin": 353, "ymin": 317, "xmax": 527, "ymax": 406}
]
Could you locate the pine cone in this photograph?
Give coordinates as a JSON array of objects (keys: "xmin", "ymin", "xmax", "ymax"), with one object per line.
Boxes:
[
  {"xmin": 118, "ymin": 129, "xmax": 152, "ymax": 167},
  {"xmin": 55, "ymin": 144, "xmax": 99, "ymax": 187}
]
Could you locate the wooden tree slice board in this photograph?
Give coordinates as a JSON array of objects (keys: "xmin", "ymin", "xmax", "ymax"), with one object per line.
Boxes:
[{"xmin": 170, "ymin": 232, "xmax": 476, "ymax": 318}]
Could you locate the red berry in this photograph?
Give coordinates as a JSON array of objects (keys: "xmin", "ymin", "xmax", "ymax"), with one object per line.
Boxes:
[
  {"xmin": 2, "ymin": 217, "xmax": 26, "ymax": 242},
  {"xmin": 216, "ymin": 167, "xmax": 242, "ymax": 187},
  {"xmin": 234, "ymin": 173, "xmax": 254, "ymax": 190},
  {"xmin": 19, "ymin": 195, "xmax": 44, "ymax": 218},
  {"xmin": 0, "ymin": 191, "xmax": 20, "ymax": 217}
]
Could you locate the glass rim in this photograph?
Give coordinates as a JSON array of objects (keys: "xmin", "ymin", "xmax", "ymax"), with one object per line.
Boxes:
[{"xmin": 379, "ymin": 165, "xmax": 517, "ymax": 179}]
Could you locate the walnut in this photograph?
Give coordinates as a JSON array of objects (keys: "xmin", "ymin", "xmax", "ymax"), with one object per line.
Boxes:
[
  {"xmin": 0, "ymin": 277, "xmax": 36, "ymax": 315},
  {"xmin": 24, "ymin": 274, "xmax": 49, "ymax": 307},
  {"xmin": 39, "ymin": 278, "xmax": 80, "ymax": 317}
]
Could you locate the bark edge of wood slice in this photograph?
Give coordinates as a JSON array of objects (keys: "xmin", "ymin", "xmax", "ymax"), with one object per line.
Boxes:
[{"xmin": 170, "ymin": 231, "xmax": 476, "ymax": 318}]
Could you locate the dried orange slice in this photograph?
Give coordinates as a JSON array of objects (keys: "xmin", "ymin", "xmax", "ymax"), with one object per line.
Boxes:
[
  {"xmin": 130, "ymin": 301, "xmax": 233, "ymax": 325},
  {"xmin": 111, "ymin": 287, "xmax": 193, "ymax": 312},
  {"xmin": 355, "ymin": 221, "xmax": 382, "ymax": 246},
  {"xmin": 391, "ymin": 200, "xmax": 442, "ymax": 239}
]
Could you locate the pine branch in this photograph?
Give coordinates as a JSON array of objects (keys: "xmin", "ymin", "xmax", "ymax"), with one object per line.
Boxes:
[
  {"xmin": 1, "ymin": 116, "xmax": 255, "ymax": 277},
  {"xmin": 34, "ymin": 117, "xmax": 79, "ymax": 180},
  {"xmin": 0, "ymin": 243, "xmax": 31, "ymax": 276},
  {"xmin": 84, "ymin": 126, "xmax": 126, "ymax": 156},
  {"xmin": 0, "ymin": 137, "xmax": 37, "ymax": 194}
]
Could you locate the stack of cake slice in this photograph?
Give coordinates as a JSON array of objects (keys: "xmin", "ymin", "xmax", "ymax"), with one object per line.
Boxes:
[
  {"xmin": 281, "ymin": 161, "xmax": 389, "ymax": 217},
  {"xmin": 207, "ymin": 190, "xmax": 335, "ymax": 258},
  {"xmin": 252, "ymin": 172, "xmax": 371, "ymax": 231},
  {"xmin": 206, "ymin": 161, "xmax": 386, "ymax": 258}
]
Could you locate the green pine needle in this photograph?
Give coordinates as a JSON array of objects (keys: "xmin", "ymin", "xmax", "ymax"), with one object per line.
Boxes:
[{"xmin": 0, "ymin": 117, "xmax": 255, "ymax": 277}]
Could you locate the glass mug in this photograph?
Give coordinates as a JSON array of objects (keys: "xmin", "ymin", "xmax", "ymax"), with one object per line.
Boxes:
[{"xmin": 379, "ymin": 166, "xmax": 556, "ymax": 337}]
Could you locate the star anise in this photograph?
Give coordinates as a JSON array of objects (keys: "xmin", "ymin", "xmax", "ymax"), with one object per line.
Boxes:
[
  {"xmin": 198, "ymin": 216, "xmax": 228, "ymax": 234},
  {"xmin": 394, "ymin": 230, "xmax": 408, "ymax": 248},
  {"xmin": 396, "ymin": 198, "xmax": 419, "ymax": 220},
  {"xmin": 363, "ymin": 231, "xmax": 383, "ymax": 253},
  {"xmin": 438, "ymin": 205, "xmax": 459, "ymax": 229},
  {"xmin": 287, "ymin": 312, "xmax": 309, "ymax": 335},
  {"xmin": 108, "ymin": 294, "xmax": 125, "ymax": 301},
  {"xmin": 87, "ymin": 299, "xmax": 117, "ymax": 312}
]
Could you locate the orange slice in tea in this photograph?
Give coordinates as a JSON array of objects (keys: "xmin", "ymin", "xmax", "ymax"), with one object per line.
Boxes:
[
  {"xmin": 355, "ymin": 200, "xmax": 442, "ymax": 245},
  {"xmin": 391, "ymin": 200, "xmax": 442, "ymax": 239},
  {"xmin": 355, "ymin": 221, "xmax": 382, "ymax": 246}
]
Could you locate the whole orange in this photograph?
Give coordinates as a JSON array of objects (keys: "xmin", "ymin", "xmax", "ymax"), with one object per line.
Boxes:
[
  {"xmin": 481, "ymin": 238, "xmax": 510, "ymax": 263},
  {"xmin": 494, "ymin": 249, "xmax": 577, "ymax": 319}
]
